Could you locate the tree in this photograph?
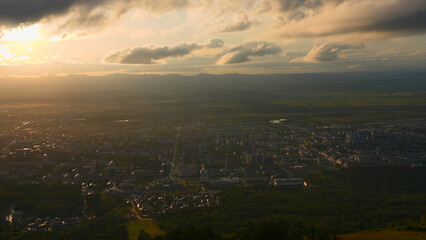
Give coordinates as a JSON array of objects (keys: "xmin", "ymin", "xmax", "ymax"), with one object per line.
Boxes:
[{"xmin": 138, "ymin": 230, "xmax": 152, "ymax": 240}]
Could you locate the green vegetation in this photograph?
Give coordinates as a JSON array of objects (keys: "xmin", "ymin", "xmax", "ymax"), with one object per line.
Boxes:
[
  {"xmin": 3, "ymin": 88, "xmax": 426, "ymax": 126},
  {"xmin": 0, "ymin": 167, "xmax": 424, "ymax": 239},
  {"xmin": 129, "ymin": 219, "xmax": 165, "ymax": 240},
  {"xmin": 1, "ymin": 75, "xmax": 425, "ymax": 238},
  {"xmin": 137, "ymin": 230, "xmax": 153, "ymax": 240},
  {"xmin": 155, "ymin": 227, "xmax": 223, "ymax": 240},
  {"xmin": 0, "ymin": 184, "xmax": 82, "ymax": 218},
  {"xmin": 158, "ymin": 167, "xmax": 426, "ymax": 233},
  {"xmin": 0, "ymin": 209, "xmax": 128, "ymax": 240},
  {"xmin": 268, "ymin": 92, "xmax": 426, "ymax": 107},
  {"xmin": 166, "ymin": 91, "xmax": 426, "ymax": 124},
  {"xmin": 130, "ymin": 221, "xmax": 341, "ymax": 240},
  {"xmin": 340, "ymin": 230, "xmax": 426, "ymax": 240},
  {"xmin": 0, "ymin": 193, "xmax": 128, "ymax": 240}
]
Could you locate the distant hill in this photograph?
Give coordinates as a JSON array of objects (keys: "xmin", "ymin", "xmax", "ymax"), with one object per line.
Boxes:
[{"xmin": 1, "ymin": 71, "xmax": 425, "ymax": 102}]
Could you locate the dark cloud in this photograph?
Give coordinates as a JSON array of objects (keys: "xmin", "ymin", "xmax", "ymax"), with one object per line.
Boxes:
[
  {"xmin": 218, "ymin": 42, "xmax": 281, "ymax": 64},
  {"xmin": 271, "ymin": 0, "xmax": 322, "ymax": 12},
  {"xmin": 0, "ymin": 0, "xmax": 81, "ymax": 26},
  {"xmin": 138, "ymin": 0, "xmax": 191, "ymax": 13},
  {"xmin": 206, "ymin": 39, "xmax": 225, "ymax": 48},
  {"xmin": 218, "ymin": 14, "xmax": 253, "ymax": 32},
  {"xmin": 291, "ymin": 42, "xmax": 364, "ymax": 63},
  {"xmin": 268, "ymin": 0, "xmax": 426, "ymax": 38},
  {"xmin": 105, "ymin": 44, "xmax": 200, "ymax": 64},
  {"xmin": 360, "ymin": 9, "xmax": 426, "ymax": 33},
  {"xmin": 261, "ymin": 0, "xmax": 343, "ymax": 14},
  {"xmin": 105, "ymin": 39, "xmax": 224, "ymax": 64},
  {"xmin": 0, "ymin": 0, "xmax": 191, "ymax": 28}
]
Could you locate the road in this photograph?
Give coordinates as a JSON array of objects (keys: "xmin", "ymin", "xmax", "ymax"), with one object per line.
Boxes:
[{"xmin": 169, "ymin": 127, "xmax": 181, "ymax": 181}]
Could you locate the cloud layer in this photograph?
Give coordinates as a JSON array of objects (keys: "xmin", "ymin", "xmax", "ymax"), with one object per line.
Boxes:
[
  {"xmin": 264, "ymin": 0, "xmax": 426, "ymax": 39},
  {"xmin": 1, "ymin": 0, "xmax": 426, "ymax": 75},
  {"xmin": 291, "ymin": 42, "xmax": 364, "ymax": 63},
  {"xmin": 218, "ymin": 42, "xmax": 281, "ymax": 64},
  {"xmin": 105, "ymin": 39, "xmax": 224, "ymax": 64},
  {"xmin": 0, "ymin": 0, "xmax": 191, "ymax": 28},
  {"xmin": 2, "ymin": 0, "xmax": 425, "ymax": 39},
  {"xmin": 217, "ymin": 14, "xmax": 254, "ymax": 33}
]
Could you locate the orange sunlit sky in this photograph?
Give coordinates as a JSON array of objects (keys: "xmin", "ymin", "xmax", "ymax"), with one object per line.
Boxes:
[{"xmin": 0, "ymin": 0, "xmax": 426, "ymax": 77}]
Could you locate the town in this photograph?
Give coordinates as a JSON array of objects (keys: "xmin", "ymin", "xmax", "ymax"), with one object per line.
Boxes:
[{"xmin": 1, "ymin": 108, "xmax": 425, "ymax": 231}]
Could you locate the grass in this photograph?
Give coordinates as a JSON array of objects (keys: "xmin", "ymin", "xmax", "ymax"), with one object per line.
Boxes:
[
  {"xmin": 268, "ymin": 92, "xmax": 426, "ymax": 107},
  {"xmin": 187, "ymin": 92, "xmax": 426, "ymax": 124},
  {"xmin": 340, "ymin": 230, "xmax": 426, "ymax": 240},
  {"xmin": 128, "ymin": 219, "xmax": 166, "ymax": 240},
  {"xmin": 195, "ymin": 101, "xmax": 243, "ymax": 109},
  {"xmin": 199, "ymin": 113, "xmax": 283, "ymax": 121}
]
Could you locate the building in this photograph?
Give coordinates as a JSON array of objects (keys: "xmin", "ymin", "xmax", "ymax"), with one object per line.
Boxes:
[
  {"xmin": 200, "ymin": 169, "xmax": 209, "ymax": 182},
  {"xmin": 106, "ymin": 160, "xmax": 118, "ymax": 178},
  {"xmin": 273, "ymin": 178, "xmax": 307, "ymax": 187}
]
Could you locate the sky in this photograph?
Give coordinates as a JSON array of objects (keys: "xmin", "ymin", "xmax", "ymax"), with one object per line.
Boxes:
[{"xmin": 0, "ymin": 0, "xmax": 425, "ymax": 77}]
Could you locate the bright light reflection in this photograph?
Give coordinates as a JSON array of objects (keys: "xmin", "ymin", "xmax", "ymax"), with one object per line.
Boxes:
[
  {"xmin": 12, "ymin": 55, "xmax": 30, "ymax": 62},
  {"xmin": 1, "ymin": 25, "xmax": 41, "ymax": 42},
  {"xmin": 0, "ymin": 45, "xmax": 16, "ymax": 60}
]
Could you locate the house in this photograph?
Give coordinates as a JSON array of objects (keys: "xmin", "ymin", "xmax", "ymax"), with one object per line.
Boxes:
[{"xmin": 273, "ymin": 178, "xmax": 307, "ymax": 187}]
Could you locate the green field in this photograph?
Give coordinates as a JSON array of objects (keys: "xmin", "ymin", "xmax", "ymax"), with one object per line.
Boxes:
[
  {"xmin": 182, "ymin": 91, "xmax": 426, "ymax": 124},
  {"xmin": 158, "ymin": 168, "xmax": 426, "ymax": 233},
  {"xmin": 128, "ymin": 219, "xmax": 165, "ymax": 240},
  {"xmin": 341, "ymin": 231, "xmax": 426, "ymax": 240},
  {"xmin": 268, "ymin": 92, "xmax": 426, "ymax": 107}
]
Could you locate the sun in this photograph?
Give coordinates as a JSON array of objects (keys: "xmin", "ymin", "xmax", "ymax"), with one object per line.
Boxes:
[
  {"xmin": 1, "ymin": 24, "xmax": 42, "ymax": 42},
  {"xmin": 0, "ymin": 24, "xmax": 44, "ymax": 64}
]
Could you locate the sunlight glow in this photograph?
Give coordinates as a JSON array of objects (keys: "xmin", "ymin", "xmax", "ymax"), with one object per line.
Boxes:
[
  {"xmin": 12, "ymin": 55, "xmax": 30, "ymax": 62},
  {"xmin": 49, "ymin": 33, "xmax": 77, "ymax": 42},
  {"xmin": 1, "ymin": 25, "xmax": 41, "ymax": 42},
  {"xmin": 49, "ymin": 36, "xmax": 62, "ymax": 42},
  {"xmin": 0, "ymin": 45, "xmax": 16, "ymax": 61}
]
